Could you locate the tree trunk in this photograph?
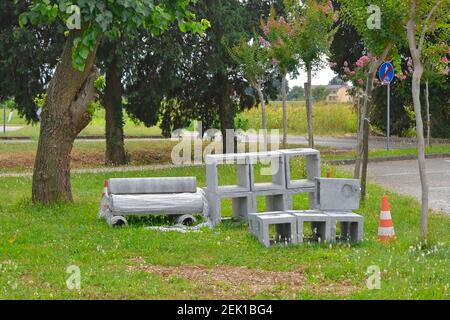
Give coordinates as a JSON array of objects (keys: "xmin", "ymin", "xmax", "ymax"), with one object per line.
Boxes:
[
  {"xmin": 104, "ymin": 56, "xmax": 127, "ymax": 165},
  {"xmin": 354, "ymin": 45, "xmax": 392, "ymax": 189},
  {"xmin": 361, "ymin": 118, "xmax": 370, "ymax": 200},
  {"xmin": 407, "ymin": 8, "xmax": 429, "ymax": 241},
  {"xmin": 281, "ymin": 75, "xmax": 288, "ymax": 148},
  {"xmin": 305, "ymin": 64, "xmax": 314, "ymax": 148},
  {"xmin": 425, "ymin": 81, "xmax": 431, "ymax": 147},
  {"xmin": 256, "ymin": 81, "xmax": 268, "ymax": 146},
  {"xmin": 32, "ymin": 30, "xmax": 100, "ymax": 203},
  {"xmin": 217, "ymin": 79, "xmax": 235, "ymax": 153},
  {"xmin": 354, "ymin": 72, "xmax": 374, "ymax": 179}
]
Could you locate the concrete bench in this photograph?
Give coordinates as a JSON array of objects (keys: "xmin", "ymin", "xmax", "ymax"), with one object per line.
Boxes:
[{"xmin": 99, "ymin": 177, "xmax": 208, "ymax": 227}]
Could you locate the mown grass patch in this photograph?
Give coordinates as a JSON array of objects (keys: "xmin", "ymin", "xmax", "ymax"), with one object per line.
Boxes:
[{"xmin": 0, "ymin": 163, "xmax": 448, "ymax": 299}]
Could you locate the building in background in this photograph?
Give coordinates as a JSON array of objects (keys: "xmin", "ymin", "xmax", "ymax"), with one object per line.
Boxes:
[{"xmin": 324, "ymin": 85, "xmax": 352, "ymax": 103}]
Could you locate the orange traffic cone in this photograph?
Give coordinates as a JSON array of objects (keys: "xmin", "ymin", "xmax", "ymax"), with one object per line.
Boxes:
[
  {"xmin": 102, "ymin": 180, "xmax": 109, "ymax": 197},
  {"xmin": 378, "ymin": 195, "xmax": 396, "ymax": 242},
  {"xmin": 326, "ymin": 168, "xmax": 333, "ymax": 178}
]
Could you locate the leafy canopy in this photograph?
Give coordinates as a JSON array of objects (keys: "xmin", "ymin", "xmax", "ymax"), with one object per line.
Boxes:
[{"xmin": 18, "ymin": 0, "xmax": 210, "ymax": 71}]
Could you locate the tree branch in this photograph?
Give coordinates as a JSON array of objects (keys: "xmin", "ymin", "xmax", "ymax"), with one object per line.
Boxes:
[{"xmin": 418, "ymin": 0, "xmax": 442, "ymax": 52}]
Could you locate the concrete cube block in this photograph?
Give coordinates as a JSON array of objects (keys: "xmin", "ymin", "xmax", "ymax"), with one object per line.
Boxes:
[
  {"xmin": 205, "ymin": 154, "xmax": 251, "ymax": 194},
  {"xmin": 206, "ymin": 191, "xmax": 255, "ymax": 226},
  {"xmin": 280, "ymin": 148, "xmax": 320, "ymax": 189},
  {"xmin": 286, "ymin": 210, "xmax": 332, "ymax": 243},
  {"xmin": 248, "ymin": 151, "xmax": 286, "ymax": 191},
  {"xmin": 252, "ymin": 189, "xmax": 290, "ymax": 213},
  {"xmin": 325, "ymin": 212, "xmax": 364, "ymax": 242},
  {"xmin": 316, "ymin": 178, "xmax": 360, "ymax": 211},
  {"xmin": 248, "ymin": 212, "xmax": 297, "ymax": 247}
]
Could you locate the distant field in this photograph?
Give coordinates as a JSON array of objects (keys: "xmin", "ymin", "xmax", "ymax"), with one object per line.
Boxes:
[{"xmin": 242, "ymin": 101, "xmax": 357, "ymax": 136}]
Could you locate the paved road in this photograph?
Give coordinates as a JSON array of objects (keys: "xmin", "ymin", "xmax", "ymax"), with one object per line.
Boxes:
[{"xmin": 340, "ymin": 158, "xmax": 450, "ymax": 214}]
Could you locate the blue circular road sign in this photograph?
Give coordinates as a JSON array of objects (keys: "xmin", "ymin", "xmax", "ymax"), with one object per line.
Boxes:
[{"xmin": 378, "ymin": 62, "xmax": 395, "ymax": 84}]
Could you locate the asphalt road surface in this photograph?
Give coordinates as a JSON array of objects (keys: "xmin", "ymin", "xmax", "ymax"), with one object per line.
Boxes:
[{"xmin": 341, "ymin": 158, "xmax": 450, "ymax": 214}]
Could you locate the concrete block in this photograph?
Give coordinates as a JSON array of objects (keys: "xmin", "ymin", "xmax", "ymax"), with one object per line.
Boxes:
[
  {"xmin": 280, "ymin": 149, "xmax": 320, "ymax": 189},
  {"xmin": 252, "ymin": 189, "xmax": 290, "ymax": 213},
  {"xmin": 248, "ymin": 212, "xmax": 298, "ymax": 247},
  {"xmin": 205, "ymin": 153, "xmax": 251, "ymax": 194},
  {"xmin": 286, "ymin": 210, "xmax": 332, "ymax": 243},
  {"xmin": 325, "ymin": 212, "xmax": 364, "ymax": 242},
  {"xmin": 206, "ymin": 191, "xmax": 255, "ymax": 226},
  {"xmin": 248, "ymin": 151, "xmax": 286, "ymax": 191},
  {"xmin": 316, "ymin": 178, "xmax": 360, "ymax": 211}
]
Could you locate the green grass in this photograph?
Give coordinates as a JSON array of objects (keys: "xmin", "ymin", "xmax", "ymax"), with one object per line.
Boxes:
[
  {"xmin": 241, "ymin": 101, "xmax": 357, "ymax": 136},
  {"xmin": 0, "ymin": 163, "xmax": 448, "ymax": 299},
  {"xmin": 0, "ymin": 109, "xmax": 162, "ymax": 139}
]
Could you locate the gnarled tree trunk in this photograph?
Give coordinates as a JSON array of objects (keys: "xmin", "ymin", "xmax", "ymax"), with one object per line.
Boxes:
[
  {"xmin": 104, "ymin": 56, "xmax": 127, "ymax": 165},
  {"xmin": 32, "ymin": 30, "xmax": 100, "ymax": 203}
]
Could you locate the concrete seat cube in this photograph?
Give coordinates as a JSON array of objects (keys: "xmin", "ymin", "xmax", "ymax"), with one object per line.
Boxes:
[
  {"xmin": 248, "ymin": 212, "xmax": 297, "ymax": 247},
  {"xmin": 206, "ymin": 191, "xmax": 255, "ymax": 226},
  {"xmin": 248, "ymin": 151, "xmax": 286, "ymax": 191},
  {"xmin": 205, "ymin": 153, "xmax": 251, "ymax": 194},
  {"xmin": 287, "ymin": 210, "xmax": 332, "ymax": 243},
  {"xmin": 280, "ymin": 148, "xmax": 320, "ymax": 189},
  {"xmin": 325, "ymin": 212, "xmax": 364, "ymax": 242},
  {"xmin": 316, "ymin": 178, "xmax": 360, "ymax": 211}
]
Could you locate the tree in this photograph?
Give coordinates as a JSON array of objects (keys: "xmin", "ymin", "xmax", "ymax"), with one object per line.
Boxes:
[
  {"xmin": 286, "ymin": 0, "xmax": 335, "ymax": 148},
  {"xmin": 338, "ymin": 0, "xmax": 405, "ymax": 198},
  {"xmin": 287, "ymin": 85, "xmax": 305, "ymax": 100},
  {"xmin": 312, "ymin": 85, "xmax": 330, "ymax": 101},
  {"xmin": 260, "ymin": 8, "xmax": 299, "ymax": 148},
  {"xmin": 20, "ymin": 0, "xmax": 208, "ymax": 203},
  {"xmin": 405, "ymin": 0, "xmax": 449, "ymax": 241},
  {"xmin": 156, "ymin": 0, "xmax": 282, "ymax": 153},
  {"xmin": 0, "ymin": 1, "xmax": 63, "ymax": 122},
  {"xmin": 228, "ymin": 35, "xmax": 272, "ymax": 145},
  {"xmin": 328, "ymin": 75, "xmax": 345, "ymax": 85}
]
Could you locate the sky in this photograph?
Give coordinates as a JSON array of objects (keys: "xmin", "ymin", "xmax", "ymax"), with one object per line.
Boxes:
[{"xmin": 288, "ymin": 65, "xmax": 338, "ymax": 88}]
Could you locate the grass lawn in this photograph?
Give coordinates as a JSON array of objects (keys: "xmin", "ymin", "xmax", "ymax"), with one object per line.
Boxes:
[
  {"xmin": 0, "ymin": 109, "xmax": 162, "ymax": 139},
  {"xmin": 0, "ymin": 163, "xmax": 448, "ymax": 299}
]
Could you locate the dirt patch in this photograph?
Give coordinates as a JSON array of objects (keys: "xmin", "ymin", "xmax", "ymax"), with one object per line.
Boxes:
[
  {"xmin": 127, "ymin": 257, "xmax": 356, "ymax": 299},
  {"xmin": 0, "ymin": 149, "xmax": 173, "ymax": 170}
]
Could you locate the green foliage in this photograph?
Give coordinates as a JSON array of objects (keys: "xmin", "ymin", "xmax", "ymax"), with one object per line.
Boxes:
[
  {"xmin": 286, "ymin": 0, "xmax": 335, "ymax": 69},
  {"xmin": 287, "ymin": 85, "xmax": 304, "ymax": 100},
  {"xmin": 94, "ymin": 75, "xmax": 106, "ymax": 92},
  {"xmin": 338, "ymin": 0, "xmax": 406, "ymax": 57},
  {"xmin": 33, "ymin": 93, "xmax": 46, "ymax": 109},
  {"xmin": 260, "ymin": 7, "xmax": 298, "ymax": 75},
  {"xmin": 312, "ymin": 85, "xmax": 330, "ymax": 101},
  {"xmin": 228, "ymin": 33, "xmax": 271, "ymax": 87},
  {"xmin": 19, "ymin": 0, "xmax": 209, "ymax": 71}
]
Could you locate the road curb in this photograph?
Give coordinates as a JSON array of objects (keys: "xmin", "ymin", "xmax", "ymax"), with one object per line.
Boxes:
[{"xmin": 326, "ymin": 153, "xmax": 450, "ymax": 165}]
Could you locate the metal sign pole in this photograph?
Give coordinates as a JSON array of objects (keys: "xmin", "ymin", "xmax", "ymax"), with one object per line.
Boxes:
[{"xmin": 387, "ymin": 83, "xmax": 390, "ymax": 150}]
